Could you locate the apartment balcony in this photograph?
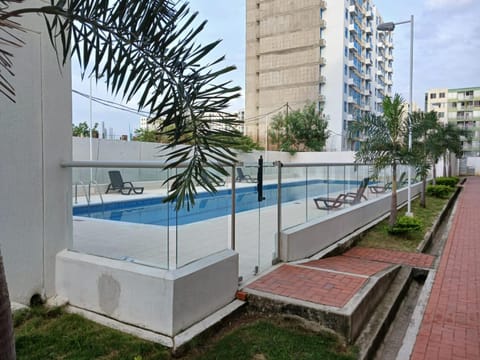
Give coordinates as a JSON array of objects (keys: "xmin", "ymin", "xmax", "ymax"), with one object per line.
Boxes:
[
  {"xmin": 319, "ymin": 19, "xmax": 326, "ymax": 29},
  {"xmin": 378, "ymin": 42, "xmax": 385, "ymax": 49},
  {"xmin": 318, "ymin": 94, "xmax": 326, "ymax": 102},
  {"xmin": 365, "ymin": 8, "xmax": 374, "ymax": 19},
  {"xmin": 348, "ymin": 23, "xmax": 356, "ymax": 32},
  {"xmin": 346, "ymin": 113, "xmax": 354, "ymax": 121},
  {"xmin": 347, "ymin": 96, "xmax": 355, "ymax": 103},
  {"xmin": 365, "ymin": 58, "xmax": 372, "ymax": 66},
  {"xmin": 365, "ymin": 26, "xmax": 372, "ymax": 34},
  {"xmin": 319, "ymin": 57, "xmax": 326, "ymax": 66},
  {"xmin": 320, "ymin": 0, "xmax": 326, "ymax": 10},
  {"xmin": 348, "ymin": 60, "xmax": 355, "ymax": 68},
  {"xmin": 348, "ymin": 5, "xmax": 356, "ymax": 14},
  {"xmin": 365, "ymin": 42, "xmax": 372, "ymax": 50},
  {"xmin": 319, "ymin": 75, "xmax": 326, "ymax": 84},
  {"xmin": 347, "ymin": 78, "xmax": 355, "ymax": 86},
  {"xmin": 319, "ymin": 38, "xmax": 326, "ymax": 47},
  {"xmin": 363, "ymin": 104, "xmax": 371, "ymax": 112},
  {"xmin": 386, "ymin": 78, "xmax": 393, "ymax": 85},
  {"xmin": 385, "ymin": 53, "xmax": 393, "ymax": 60},
  {"xmin": 375, "ymin": 97, "xmax": 383, "ymax": 103},
  {"xmin": 348, "ymin": 42, "xmax": 358, "ymax": 53},
  {"xmin": 385, "ymin": 66, "xmax": 393, "ymax": 73},
  {"xmin": 377, "ymin": 56, "xmax": 384, "ymax": 63},
  {"xmin": 376, "ymin": 69, "xmax": 384, "ymax": 78}
]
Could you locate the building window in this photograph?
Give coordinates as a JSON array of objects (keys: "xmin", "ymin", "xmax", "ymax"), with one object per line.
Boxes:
[
  {"xmin": 438, "ymin": 112, "xmax": 445, "ymax": 118},
  {"xmin": 345, "ymin": 46, "xmax": 348, "ymax": 57},
  {"xmin": 344, "ymin": 64, "xmax": 348, "ymax": 75},
  {"xmin": 344, "ymin": 83, "xmax": 347, "ymax": 94},
  {"xmin": 345, "ymin": 8, "xmax": 348, "ymax": 19},
  {"xmin": 345, "ymin": 27, "xmax": 348, "ymax": 38},
  {"xmin": 430, "ymin": 93, "xmax": 436, "ymax": 99},
  {"xmin": 344, "ymin": 101, "xmax": 347, "ymax": 112},
  {"xmin": 439, "ymin": 92, "xmax": 445, "ymax": 98}
]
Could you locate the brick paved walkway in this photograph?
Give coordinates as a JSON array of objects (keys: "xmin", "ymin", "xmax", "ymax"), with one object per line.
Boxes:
[
  {"xmin": 411, "ymin": 177, "xmax": 480, "ymax": 360},
  {"xmin": 344, "ymin": 247, "xmax": 435, "ymax": 269},
  {"xmin": 245, "ymin": 247, "xmax": 435, "ymax": 309}
]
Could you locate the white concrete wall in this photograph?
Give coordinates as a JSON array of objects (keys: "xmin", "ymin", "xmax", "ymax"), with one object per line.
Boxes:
[
  {"xmin": 280, "ymin": 183, "xmax": 423, "ymax": 261},
  {"xmin": 56, "ymin": 249, "xmax": 238, "ymax": 337},
  {"xmin": 0, "ymin": 2, "xmax": 72, "ymax": 304},
  {"xmin": 73, "ymin": 137, "xmax": 355, "ymax": 165}
]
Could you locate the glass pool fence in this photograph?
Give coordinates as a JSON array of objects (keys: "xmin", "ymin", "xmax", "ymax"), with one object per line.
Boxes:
[{"xmin": 63, "ymin": 160, "xmax": 412, "ymax": 281}]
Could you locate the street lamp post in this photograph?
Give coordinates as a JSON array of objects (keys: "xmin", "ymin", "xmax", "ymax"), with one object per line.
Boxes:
[{"xmin": 378, "ymin": 15, "xmax": 414, "ymax": 216}]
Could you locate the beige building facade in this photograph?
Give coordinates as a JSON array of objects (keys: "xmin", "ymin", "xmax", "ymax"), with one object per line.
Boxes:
[
  {"xmin": 425, "ymin": 87, "xmax": 480, "ymax": 156},
  {"xmin": 245, "ymin": 0, "xmax": 393, "ymax": 151}
]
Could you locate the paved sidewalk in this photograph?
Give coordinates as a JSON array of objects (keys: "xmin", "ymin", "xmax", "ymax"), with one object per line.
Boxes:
[{"xmin": 411, "ymin": 177, "xmax": 480, "ymax": 360}]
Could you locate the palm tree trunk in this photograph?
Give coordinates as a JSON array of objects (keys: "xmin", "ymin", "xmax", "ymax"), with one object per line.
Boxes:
[
  {"xmin": 443, "ymin": 154, "xmax": 447, "ymax": 177},
  {"xmin": 420, "ymin": 176, "xmax": 427, "ymax": 208},
  {"xmin": 0, "ymin": 250, "xmax": 15, "ymax": 360},
  {"xmin": 433, "ymin": 162, "xmax": 437, "ymax": 185},
  {"xmin": 389, "ymin": 164, "xmax": 398, "ymax": 228}
]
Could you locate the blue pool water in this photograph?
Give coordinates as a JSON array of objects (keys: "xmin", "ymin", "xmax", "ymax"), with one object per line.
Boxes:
[{"xmin": 73, "ymin": 179, "xmax": 361, "ymax": 226}]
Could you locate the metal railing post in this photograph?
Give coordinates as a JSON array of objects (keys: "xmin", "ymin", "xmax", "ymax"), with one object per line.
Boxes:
[
  {"xmin": 231, "ymin": 164, "xmax": 236, "ymax": 251},
  {"xmin": 275, "ymin": 161, "xmax": 282, "ymax": 262}
]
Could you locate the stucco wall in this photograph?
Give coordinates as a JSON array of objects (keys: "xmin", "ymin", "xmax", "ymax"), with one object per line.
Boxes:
[
  {"xmin": 280, "ymin": 183, "xmax": 423, "ymax": 261},
  {"xmin": 0, "ymin": 2, "xmax": 72, "ymax": 304},
  {"xmin": 56, "ymin": 249, "xmax": 239, "ymax": 337}
]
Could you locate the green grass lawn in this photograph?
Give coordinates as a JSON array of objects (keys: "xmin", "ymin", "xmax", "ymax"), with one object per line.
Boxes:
[
  {"xmin": 357, "ymin": 194, "xmax": 450, "ymax": 252},
  {"xmin": 14, "ymin": 306, "xmax": 169, "ymax": 360},
  {"xmin": 14, "ymin": 307, "xmax": 356, "ymax": 360}
]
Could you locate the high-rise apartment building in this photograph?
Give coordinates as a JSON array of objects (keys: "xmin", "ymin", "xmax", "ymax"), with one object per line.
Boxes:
[
  {"xmin": 426, "ymin": 87, "xmax": 480, "ymax": 156},
  {"xmin": 245, "ymin": 0, "xmax": 393, "ymax": 151}
]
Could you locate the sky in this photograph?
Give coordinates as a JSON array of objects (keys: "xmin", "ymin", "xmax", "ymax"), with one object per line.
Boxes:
[{"xmin": 72, "ymin": 0, "xmax": 480, "ymax": 136}]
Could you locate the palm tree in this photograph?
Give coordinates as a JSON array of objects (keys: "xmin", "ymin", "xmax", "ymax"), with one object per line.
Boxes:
[
  {"xmin": 349, "ymin": 94, "xmax": 409, "ymax": 228},
  {"xmin": 410, "ymin": 111, "xmax": 439, "ymax": 207},
  {"xmin": 1, "ymin": 1, "xmax": 241, "ymax": 357}
]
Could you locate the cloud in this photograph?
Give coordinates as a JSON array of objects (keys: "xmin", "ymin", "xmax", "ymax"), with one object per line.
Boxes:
[{"xmin": 426, "ymin": 0, "xmax": 473, "ymax": 10}]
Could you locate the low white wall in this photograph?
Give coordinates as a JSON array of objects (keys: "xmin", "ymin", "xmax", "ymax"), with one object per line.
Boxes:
[
  {"xmin": 280, "ymin": 183, "xmax": 423, "ymax": 261},
  {"xmin": 56, "ymin": 249, "xmax": 238, "ymax": 337}
]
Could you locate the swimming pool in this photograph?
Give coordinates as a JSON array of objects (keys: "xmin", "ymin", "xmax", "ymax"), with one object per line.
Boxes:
[{"xmin": 73, "ymin": 179, "xmax": 361, "ymax": 226}]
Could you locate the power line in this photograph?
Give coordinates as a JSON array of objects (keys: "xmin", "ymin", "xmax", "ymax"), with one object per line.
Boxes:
[
  {"xmin": 243, "ymin": 103, "xmax": 287, "ymax": 123},
  {"xmin": 72, "ymin": 89, "xmax": 151, "ymax": 117}
]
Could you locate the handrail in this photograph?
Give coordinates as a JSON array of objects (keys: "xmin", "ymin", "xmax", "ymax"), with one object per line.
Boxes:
[{"xmin": 61, "ymin": 160, "xmax": 242, "ymax": 169}]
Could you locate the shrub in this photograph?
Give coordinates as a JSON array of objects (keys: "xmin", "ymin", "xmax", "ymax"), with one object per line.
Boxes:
[
  {"xmin": 388, "ymin": 215, "xmax": 423, "ymax": 235},
  {"xmin": 435, "ymin": 177, "xmax": 459, "ymax": 188},
  {"xmin": 427, "ymin": 184, "xmax": 452, "ymax": 198}
]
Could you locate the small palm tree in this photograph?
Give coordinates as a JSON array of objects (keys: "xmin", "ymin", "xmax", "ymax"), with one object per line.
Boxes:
[
  {"xmin": 410, "ymin": 111, "xmax": 439, "ymax": 207},
  {"xmin": 350, "ymin": 94, "xmax": 409, "ymax": 227}
]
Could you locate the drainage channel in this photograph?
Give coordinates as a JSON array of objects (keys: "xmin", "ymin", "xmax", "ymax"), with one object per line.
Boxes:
[{"xmin": 372, "ymin": 199, "xmax": 456, "ymax": 360}]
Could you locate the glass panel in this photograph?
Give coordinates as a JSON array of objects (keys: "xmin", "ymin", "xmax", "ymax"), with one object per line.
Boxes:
[
  {"xmin": 71, "ymin": 166, "xmax": 170, "ymax": 270},
  {"xmin": 176, "ymin": 166, "xmax": 230, "ymax": 268},
  {"xmin": 235, "ymin": 161, "xmax": 278, "ymax": 283}
]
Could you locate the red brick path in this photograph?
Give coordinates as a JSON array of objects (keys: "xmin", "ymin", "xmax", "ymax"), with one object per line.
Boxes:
[
  {"xmin": 344, "ymin": 247, "xmax": 435, "ymax": 269},
  {"xmin": 411, "ymin": 178, "xmax": 480, "ymax": 360},
  {"xmin": 246, "ymin": 247, "xmax": 435, "ymax": 309}
]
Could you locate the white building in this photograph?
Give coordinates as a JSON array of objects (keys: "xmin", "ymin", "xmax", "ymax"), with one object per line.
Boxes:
[
  {"xmin": 245, "ymin": 0, "xmax": 393, "ymax": 151},
  {"xmin": 425, "ymin": 88, "xmax": 449, "ymax": 124}
]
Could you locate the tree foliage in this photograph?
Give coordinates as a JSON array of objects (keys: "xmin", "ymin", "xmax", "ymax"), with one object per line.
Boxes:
[
  {"xmin": 1, "ymin": 0, "xmax": 242, "ymax": 209},
  {"xmin": 133, "ymin": 128, "xmax": 161, "ymax": 143},
  {"xmin": 268, "ymin": 103, "xmax": 329, "ymax": 154},
  {"xmin": 349, "ymin": 94, "xmax": 409, "ymax": 227},
  {"xmin": 72, "ymin": 121, "xmax": 98, "ymax": 137}
]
